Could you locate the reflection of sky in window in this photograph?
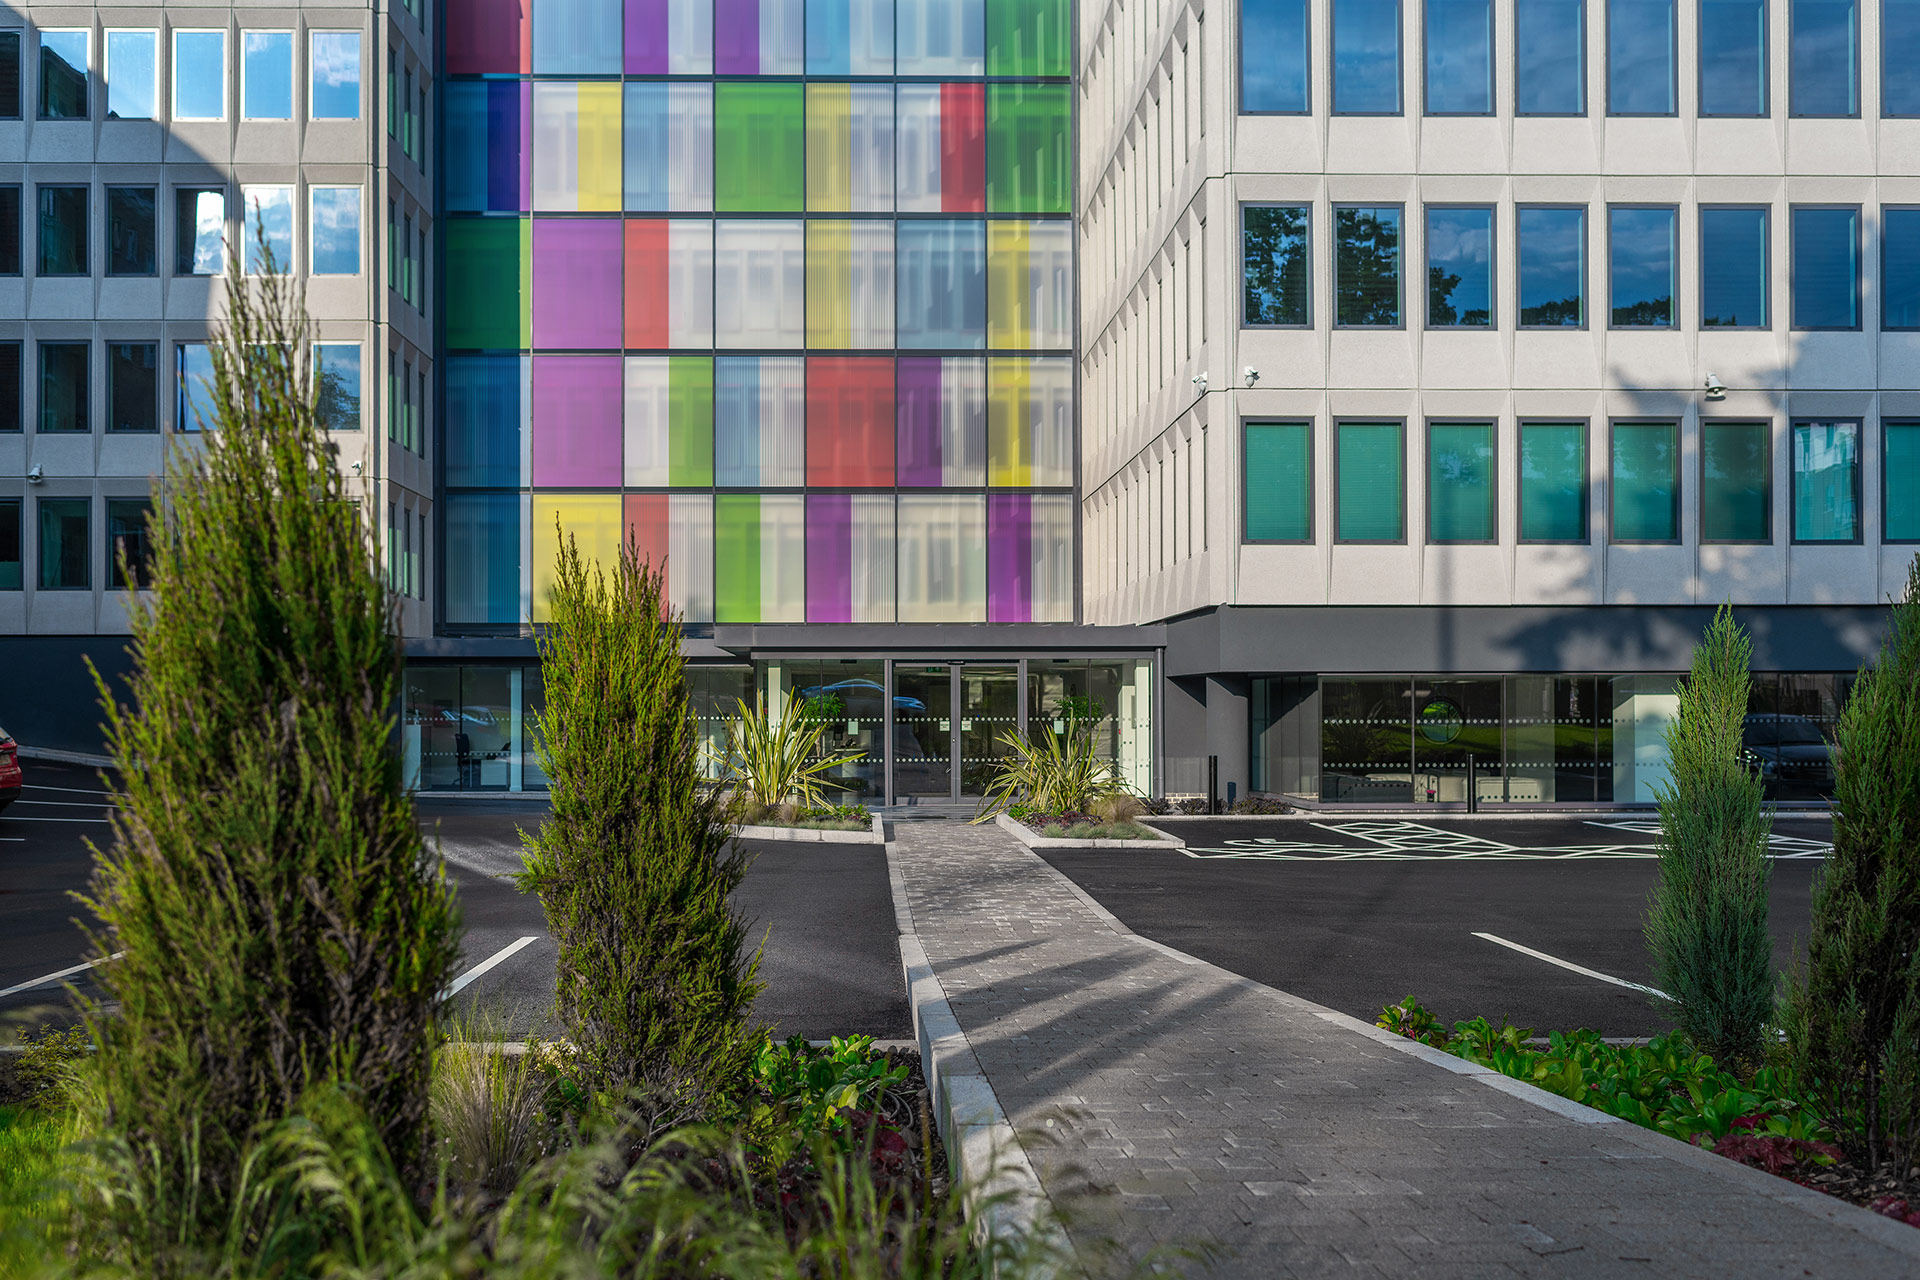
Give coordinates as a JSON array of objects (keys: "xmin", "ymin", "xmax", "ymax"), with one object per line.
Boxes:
[
  {"xmin": 1886, "ymin": 0, "xmax": 1920, "ymax": 113},
  {"xmin": 1701, "ymin": 207, "xmax": 1767, "ymax": 326},
  {"xmin": 174, "ymin": 31, "xmax": 226, "ymax": 119},
  {"xmin": 1426, "ymin": 207, "xmax": 1492, "ymax": 325},
  {"xmin": 177, "ymin": 343, "xmax": 215, "ymax": 432},
  {"xmin": 1608, "ymin": 0, "xmax": 1675, "ymax": 113},
  {"xmin": 1791, "ymin": 0, "xmax": 1858, "ymax": 115},
  {"xmin": 1609, "ymin": 207, "xmax": 1675, "ymax": 326},
  {"xmin": 244, "ymin": 32, "xmax": 293, "ymax": 119},
  {"xmin": 1333, "ymin": 0, "xmax": 1401, "ymax": 112},
  {"xmin": 310, "ymin": 188, "xmax": 360, "ymax": 274},
  {"xmin": 1516, "ymin": 0, "xmax": 1585, "ymax": 113},
  {"xmin": 41, "ymin": 29, "xmax": 87, "ymax": 74},
  {"xmin": 314, "ymin": 344, "xmax": 361, "ymax": 430},
  {"xmin": 1425, "ymin": 0, "xmax": 1491, "ymax": 113},
  {"xmin": 1700, "ymin": 0, "xmax": 1765, "ymax": 114},
  {"xmin": 1884, "ymin": 208, "xmax": 1920, "ymax": 328},
  {"xmin": 1518, "ymin": 207, "xmax": 1585, "ymax": 325},
  {"xmin": 310, "ymin": 32, "xmax": 361, "ymax": 119},
  {"xmin": 190, "ymin": 191, "xmax": 225, "ymax": 274},
  {"xmin": 105, "ymin": 31, "xmax": 156, "ymax": 119},
  {"xmin": 1242, "ymin": 0, "xmax": 1310, "ymax": 112},
  {"xmin": 1792, "ymin": 207, "xmax": 1858, "ymax": 328},
  {"xmin": 244, "ymin": 186, "xmax": 294, "ymax": 273}
]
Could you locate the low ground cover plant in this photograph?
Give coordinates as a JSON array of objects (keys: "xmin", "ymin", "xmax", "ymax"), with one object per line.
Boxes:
[
  {"xmin": 1006, "ymin": 804, "xmax": 1159, "ymax": 841},
  {"xmin": 743, "ymin": 804, "xmax": 873, "ymax": 832}
]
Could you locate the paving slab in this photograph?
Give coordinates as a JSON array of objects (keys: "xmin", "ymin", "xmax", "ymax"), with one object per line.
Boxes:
[{"xmin": 888, "ymin": 821, "xmax": 1920, "ymax": 1279}]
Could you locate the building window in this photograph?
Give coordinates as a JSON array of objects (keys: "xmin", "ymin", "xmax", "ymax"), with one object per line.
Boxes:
[
  {"xmin": 1611, "ymin": 422, "xmax": 1679, "ymax": 542},
  {"xmin": 108, "ymin": 342, "xmax": 157, "ymax": 432},
  {"xmin": 1428, "ymin": 421, "xmax": 1496, "ymax": 542},
  {"xmin": 387, "ymin": 48, "xmax": 397, "ymax": 138},
  {"xmin": 1517, "ymin": 205, "xmax": 1585, "ymax": 327},
  {"xmin": 104, "ymin": 29, "xmax": 158, "ymax": 119},
  {"xmin": 175, "ymin": 342, "xmax": 215, "ymax": 431},
  {"xmin": 1608, "ymin": 0, "xmax": 1677, "ymax": 114},
  {"xmin": 403, "ymin": 64, "xmax": 416, "ymax": 159},
  {"xmin": 0, "ymin": 32, "xmax": 19, "ymax": 120},
  {"xmin": 106, "ymin": 186, "xmax": 156, "ymax": 276},
  {"xmin": 1336, "ymin": 421, "xmax": 1406, "ymax": 541},
  {"xmin": 242, "ymin": 185, "xmax": 295, "ymax": 274},
  {"xmin": 1791, "ymin": 206, "xmax": 1859, "ymax": 329},
  {"xmin": 402, "ymin": 358, "xmax": 416, "ymax": 449},
  {"xmin": 1333, "ymin": 205, "xmax": 1402, "ymax": 326},
  {"xmin": 1887, "ymin": 0, "xmax": 1920, "ymax": 114},
  {"xmin": 1332, "ymin": 0, "xmax": 1403, "ymax": 114},
  {"xmin": 172, "ymin": 30, "xmax": 227, "ymax": 121},
  {"xmin": 1883, "ymin": 207, "xmax": 1920, "ymax": 329},
  {"xmin": 1701, "ymin": 206, "xmax": 1768, "ymax": 327},
  {"xmin": 1887, "ymin": 421, "xmax": 1920, "ymax": 542},
  {"xmin": 1244, "ymin": 421, "xmax": 1313, "ymax": 542},
  {"xmin": 1701, "ymin": 421, "xmax": 1771, "ymax": 542},
  {"xmin": 1519, "ymin": 421, "xmax": 1589, "ymax": 541},
  {"xmin": 0, "ymin": 498, "xmax": 18, "ymax": 589},
  {"xmin": 314, "ymin": 344, "xmax": 361, "ymax": 431},
  {"xmin": 37, "ymin": 498, "xmax": 89, "ymax": 590},
  {"xmin": 1243, "ymin": 204, "xmax": 1311, "ymax": 326},
  {"xmin": 310, "ymin": 32, "xmax": 362, "ymax": 120},
  {"xmin": 39, "ymin": 29, "xmax": 88, "ymax": 120},
  {"xmin": 0, "ymin": 343, "xmax": 18, "ymax": 431},
  {"xmin": 37, "ymin": 185, "xmax": 87, "ymax": 275},
  {"xmin": 174, "ymin": 187, "xmax": 225, "ymax": 275},
  {"xmin": 1426, "ymin": 205, "xmax": 1493, "ymax": 326},
  {"xmin": 896, "ymin": 221, "xmax": 986, "ymax": 348},
  {"xmin": 241, "ymin": 31, "xmax": 294, "ymax": 120},
  {"xmin": 1426, "ymin": 0, "xmax": 1494, "ymax": 113},
  {"xmin": 38, "ymin": 342, "xmax": 88, "ymax": 433},
  {"xmin": 106, "ymin": 498, "xmax": 153, "ymax": 589},
  {"xmin": 1790, "ymin": 0, "xmax": 1858, "ymax": 116},
  {"xmin": 309, "ymin": 186, "xmax": 361, "ymax": 275},
  {"xmin": 1700, "ymin": 0, "xmax": 1767, "ymax": 114},
  {"xmin": 1791, "ymin": 420, "xmax": 1860, "ymax": 541},
  {"xmin": 1516, "ymin": 0, "xmax": 1585, "ymax": 113},
  {"xmin": 1608, "ymin": 206, "xmax": 1677, "ymax": 327},
  {"xmin": 1242, "ymin": 0, "xmax": 1310, "ymax": 112},
  {"xmin": 0, "ymin": 185, "xmax": 18, "ymax": 275}
]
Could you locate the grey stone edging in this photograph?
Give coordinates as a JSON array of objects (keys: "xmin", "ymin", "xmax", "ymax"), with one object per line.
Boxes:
[
  {"xmin": 731, "ymin": 814, "xmax": 883, "ymax": 844},
  {"xmin": 883, "ymin": 837, "xmax": 1076, "ymax": 1262},
  {"xmin": 1022, "ymin": 846, "xmax": 1920, "ymax": 1262},
  {"xmin": 992, "ymin": 809, "xmax": 1183, "ymax": 850}
]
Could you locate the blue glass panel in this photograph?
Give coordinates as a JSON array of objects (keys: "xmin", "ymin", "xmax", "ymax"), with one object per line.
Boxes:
[
  {"xmin": 242, "ymin": 31, "xmax": 293, "ymax": 120},
  {"xmin": 1333, "ymin": 0, "xmax": 1402, "ymax": 113},
  {"xmin": 1242, "ymin": 0, "xmax": 1310, "ymax": 112},
  {"xmin": 624, "ymin": 81, "xmax": 668, "ymax": 211},
  {"xmin": 445, "ymin": 83, "xmax": 488, "ymax": 212},
  {"xmin": 1608, "ymin": 0, "xmax": 1676, "ymax": 113},
  {"xmin": 1518, "ymin": 206, "xmax": 1585, "ymax": 326},
  {"xmin": 1516, "ymin": 0, "xmax": 1585, "ymax": 113},
  {"xmin": 1791, "ymin": 206, "xmax": 1858, "ymax": 328},
  {"xmin": 897, "ymin": 220, "xmax": 986, "ymax": 348},
  {"xmin": 533, "ymin": 0, "xmax": 622, "ymax": 74},
  {"xmin": 1426, "ymin": 206, "xmax": 1493, "ymax": 326},
  {"xmin": 445, "ymin": 493, "xmax": 522, "ymax": 624},
  {"xmin": 1701, "ymin": 207, "xmax": 1767, "ymax": 326},
  {"xmin": 446, "ymin": 355, "xmax": 524, "ymax": 486},
  {"xmin": 1609, "ymin": 207, "xmax": 1676, "ymax": 327},
  {"xmin": 1425, "ymin": 0, "xmax": 1492, "ymax": 113},
  {"xmin": 1700, "ymin": 0, "xmax": 1766, "ymax": 114},
  {"xmin": 1791, "ymin": 0, "xmax": 1857, "ymax": 115},
  {"xmin": 1885, "ymin": 207, "xmax": 1920, "ymax": 329},
  {"xmin": 1886, "ymin": 0, "xmax": 1920, "ymax": 114},
  {"xmin": 310, "ymin": 32, "xmax": 361, "ymax": 120}
]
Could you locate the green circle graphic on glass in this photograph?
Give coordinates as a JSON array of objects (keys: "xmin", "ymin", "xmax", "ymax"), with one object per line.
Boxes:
[{"xmin": 1418, "ymin": 698, "xmax": 1464, "ymax": 745}]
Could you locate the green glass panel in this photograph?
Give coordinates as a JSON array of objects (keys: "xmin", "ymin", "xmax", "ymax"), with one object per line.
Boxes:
[
  {"xmin": 1244, "ymin": 422, "xmax": 1311, "ymax": 541},
  {"xmin": 1337, "ymin": 422, "xmax": 1405, "ymax": 541},
  {"xmin": 444, "ymin": 219, "xmax": 527, "ymax": 350},
  {"xmin": 668, "ymin": 355, "xmax": 714, "ymax": 487},
  {"xmin": 986, "ymin": 84, "xmax": 1070, "ymax": 214},
  {"xmin": 1792, "ymin": 421, "xmax": 1860, "ymax": 542},
  {"xmin": 714, "ymin": 493, "xmax": 761, "ymax": 623},
  {"xmin": 1519, "ymin": 422, "xmax": 1587, "ymax": 541},
  {"xmin": 715, "ymin": 83, "xmax": 804, "ymax": 212},
  {"xmin": 987, "ymin": 0, "xmax": 1071, "ymax": 75},
  {"xmin": 1428, "ymin": 422, "xmax": 1495, "ymax": 542},
  {"xmin": 1888, "ymin": 423, "xmax": 1920, "ymax": 541},
  {"xmin": 1611, "ymin": 423, "xmax": 1678, "ymax": 542},
  {"xmin": 1701, "ymin": 422, "xmax": 1770, "ymax": 542}
]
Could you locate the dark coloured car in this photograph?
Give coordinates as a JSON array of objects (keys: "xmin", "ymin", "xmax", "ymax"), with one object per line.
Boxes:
[
  {"xmin": 1741, "ymin": 714, "xmax": 1835, "ymax": 801},
  {"xmin": 0, "ymin": 724, "xmax": 19, "ymax": 814}
]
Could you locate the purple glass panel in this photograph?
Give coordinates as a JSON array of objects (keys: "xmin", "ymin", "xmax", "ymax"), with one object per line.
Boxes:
[
  {"xmin": 896, "ymin": 357, "xmax": 943, "ymax": 486},
  {"xmin": 806, "ymin": 494, "xmax": 853, "ymax": 622},
  {"xmin": 714, "ymin": 0, "xmax": 760, "ymax": 73},
  {"xmin": 531, "ymin": 356, "xmax": 623, "ymax": 486},
  {"xmin": 987, "ymin": 493, "xmax": 1031, "ymax": 623},
  {"xmin": 485, "ymin": 82, "xmax": 530, "ymax": 211},
  {"xmin": 625, "ymin": 0, "xmax": 667, "ymax": 73},
  {"xmin": 532, "ymin": 219, "xmax": 623, "ymax": 349}
]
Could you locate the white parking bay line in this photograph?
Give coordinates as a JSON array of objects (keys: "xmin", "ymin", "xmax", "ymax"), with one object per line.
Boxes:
[
  {"xmin": 23, "ymin": 784, "xmax": 114, "ymax": 797},
  {"xmin": 446, "ymin": 936, "xmax": 541, "ymax": 997},
  {"xmin": 0, "ymin": 952, "xmax": 125, "ymax": 1001},
  {"xmin": 1472, "ymin": 932, "xmax": 1672, "ymax": 1000}
]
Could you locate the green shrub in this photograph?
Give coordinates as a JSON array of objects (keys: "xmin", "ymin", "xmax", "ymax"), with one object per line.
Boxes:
[
  {"xmin": 77, "ymin": 245, "xmax": 460, "ymax": 1268},
  {"xmin": 1782, "ymin": 555, "xmax": 1920, "ymax": 1176},
  {"xmin": 1644, "ymin": 603, "xmax": 1775, "ymax": 1069},
  {"xmin": 519, "ymin": 531, "xmax": 764, "ymax": 1106},
  {"xmin": 973, "ymin": 723, "xmax": 1128, "ymax": 821}
]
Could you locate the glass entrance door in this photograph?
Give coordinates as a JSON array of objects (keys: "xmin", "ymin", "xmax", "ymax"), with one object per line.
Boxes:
[
  {"xmin": 891, "ymin": 665, "xmax": 953, "ymax": 798},
  {"xmin": 1411, "ymin": 678, "xmax": 1503, "ymax": 804},
  {"xmin": 957, "ymin": 666, "xmax": 1020, "ymax": 796}
]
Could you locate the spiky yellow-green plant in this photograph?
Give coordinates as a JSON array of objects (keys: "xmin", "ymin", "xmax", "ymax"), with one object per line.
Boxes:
[
  {"xmin": 972, "ymin": 723, "xmax": 1128, "ymax": 821},
  {"xmin": 718, "ymin": 694, "xmax": 865, "ymax": 813}
]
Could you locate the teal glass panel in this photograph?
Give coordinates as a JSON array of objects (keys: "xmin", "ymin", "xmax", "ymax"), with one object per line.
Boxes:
[
  {"xmin": 1337, "ymin": 422, "xmax": 1405, "ymax": 541},
  {"xmin": 1611, "ymin": 422, "xmax": 1678, "ymax": 541},
  {"xmin": 1519, "ymin": 421, "xmax": 1587, "ymax": 540},
  {"xmin": 1792, "ymin": 420, "xmax": 1859, "ymax": 541},
  {"xmin": 1887, "ymin": 422, "xmax": 1920, "ymax": 541},
  {"xmin": 1701, "ymin": 421, "xmax": 1770, "ymax": 542},
  {"xmin": 1427, "ymin": 422, "xmax": 1495, "ymax": 541},
  {"xmin": 1244, "ymin": 422, "xmax": 1311, "ymax": 541}
]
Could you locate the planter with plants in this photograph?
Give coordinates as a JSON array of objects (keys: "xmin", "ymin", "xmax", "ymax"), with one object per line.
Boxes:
[
  {"xmin": 971, "ymin": 723, "xmax": 1174, "ymax": 846},
  {"xmin": 713, "ymin": 695, "xmax": 880, "ymax": 841}
]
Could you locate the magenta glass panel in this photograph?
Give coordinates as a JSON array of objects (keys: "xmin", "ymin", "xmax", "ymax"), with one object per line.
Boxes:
[
  {"xmin": 626, "ymin": 0, "xmax": 667, "ymax": 71},
  {"xmin": 896, "ymin": 357, "xmax": 943, "ymax": 486},
  {"xmin": 714, "ymin": 0, "xmax": 760, "ymax": 72},
  {"xmin": 987, "ymin": 493, "xmax": 1032, "ymax": 623},
  {"xmin": 532, "ymin": 219, "xmax": 623, "ymax": 349},
  {"xmin": 532, "ymin": 355, "xmax": 623, "ymax": 486},
  {"xmin": 806, "ymin": 493, "xmax": 853, "ymax": 622}
]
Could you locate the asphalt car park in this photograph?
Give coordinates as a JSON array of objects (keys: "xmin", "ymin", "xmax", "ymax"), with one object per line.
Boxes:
[{"xmin": 1042, "ymin": 813, "xmax": 1831, "ymax": 1038}]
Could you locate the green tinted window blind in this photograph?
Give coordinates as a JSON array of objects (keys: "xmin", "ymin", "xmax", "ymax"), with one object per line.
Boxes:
[
  {"xmin": 715, "ymin": 83, "xmax": 804, "ymax": 212},
  {"xmin": 1427, "ymin": 422, "xmax": 1495, "ymax": 542},
  {"xmin": 1889, "ymin": 423, "xmax": 1920, "ymax": 542},
  {"xmin": 986, "ymin": 84, "xmax": 1070, "ymax": 213},
  {"xmin": 1519, "ymin": 422, "xmax": 1586, "ymax": 540},
  {"xmin": 986, "ymin": 0, "xmax": 1071, "ymax": 75},
  {"xmin": 443, "ymin": 219, "xmax": 528, "ymax": 350},
  {"xmin": 1611, "ymin": 422, "xmax": 1677, "ymax": 542},
  {"xmin": 1701, "ymin": 422, "xmax": 1770, "ymax": 542},
  {"xmin": 1792, "ymin": 421, "xmax": 1860, "ymax": 542},
  {"xmin": 1337, "ymin": 422, "xmax": 1404, "ymax": 541},
  {"xmin": 1244, "ymin": 422, "xmax": 1311, "ymax": 541}
]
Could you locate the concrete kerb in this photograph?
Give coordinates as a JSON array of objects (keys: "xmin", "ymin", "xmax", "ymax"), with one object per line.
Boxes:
[
  {"xmin": 1021, "ymin": 844, "xmax": 1920, "ymax": 1262},
  {"xmin": 993, "ymin": 810, "xmax": 1183, "ymax": 850},
  {"xmin": 731, "ymin": 813, "xmax": 885, "ymax": 844},
  {"xmin": 883, "ymin": 833, "xmax": 1076, "ymax": 1265}
]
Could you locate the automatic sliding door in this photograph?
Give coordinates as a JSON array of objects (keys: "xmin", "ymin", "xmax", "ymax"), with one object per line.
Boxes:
[{"xmin": 891, "ymin": 665, "xmax": 953, "ymax": 798}]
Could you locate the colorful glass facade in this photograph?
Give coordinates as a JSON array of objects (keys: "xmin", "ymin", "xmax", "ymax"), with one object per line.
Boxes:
[{"xmin": 442, "ymin": 0, "xmax": 1075, "ymax": 628}]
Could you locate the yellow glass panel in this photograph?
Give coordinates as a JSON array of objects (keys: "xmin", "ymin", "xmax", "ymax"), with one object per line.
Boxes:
[
  {"xmin": 987, "ymin": 357, "xmax": 1031, "ymax": 486},
  {"xmin": 806, "ymin": 220, "xmax": 852, "ymax": 348},
  {"xmin": 531, "ymin": 494, "xmax": 622, "ymax": 623},
  {"xmin": 805, "ymin": 83, "xmax": 851, "ymax": 212},
  {"xmin": 576, "ymin": 82, "xmax": 623, "ymax": 212},
  {"xmin": 987, "ymin": 220, "xmax": 1030, "ymax": 349}
]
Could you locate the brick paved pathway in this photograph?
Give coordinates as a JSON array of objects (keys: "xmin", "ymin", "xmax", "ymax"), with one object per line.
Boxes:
[{"xmin": 890, "ymin": 821, "xmax": 1920, "ymax": 1278}]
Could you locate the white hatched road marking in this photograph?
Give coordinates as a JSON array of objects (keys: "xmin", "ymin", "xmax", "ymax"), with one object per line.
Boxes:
[
  {"xmin": 446, "ymin": 935, "xmax": 541, "ymax": 996},
  {"xmin": 22, "ymin": 784, "xmax": 113, "ymax": 797},
  {"xmin": 1473, "ymin": 932, "xmax": 1672, "ymax": 1000},
  {"xmin": 1177, "ymin": 819, "xmax": 1832, "ymax": 862},
  {"xmin": 0, "ymin": 952, "xmax": 125, "ymax": 1001},
  {"xmin": 13, "ymin": 799, "xmax": 117, "ymax": 808}
]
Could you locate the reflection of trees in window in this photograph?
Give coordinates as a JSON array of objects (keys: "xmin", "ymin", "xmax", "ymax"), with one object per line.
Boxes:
[
  {"xmin": 1335, "ymin": 207, "xmax": 1401, "ymax": 326},
  {"xmin": 315, "ymin": 365, "xmax": 359, "ymax": 431},
  {"xmin": 1611, "ymin": 296, "xmax": 1673, "ymax": 326},
  {"xmin": 1242, "ymin": 205, "xmax": 1309, "ymax": 325},
  {"xmin": 1428, "ymin": 266, "xmax": 1490, "ymax": 326},
  {"xmin": 1522, "ymin": 295, "xmax": 1582, "ymax": 326}
]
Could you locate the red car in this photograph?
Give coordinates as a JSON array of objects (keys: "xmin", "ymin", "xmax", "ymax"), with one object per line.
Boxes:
[{"xmin": 0, "ymin": 725, "xmax": 18, "ymax": 814}]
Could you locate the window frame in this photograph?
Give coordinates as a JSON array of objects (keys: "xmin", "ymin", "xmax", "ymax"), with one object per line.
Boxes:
[
  {"xmin": 1240, "ymin": 201, "xmax": 1314, "ymax": 329},
  {"xmin": 308, "ymin": 184, "xmax": 362, "ymax": 276},
  {"xmin": 172, "ymin": 185, "xmax": 227, "ymax": 276},
  {"xmin": 1606, "ymin": 203, "xmax": 1680, "ymax": 329},
  {"xmin": 1242, "ymin": 419, "xmax": 1316, "ymax": 544},
  {"xmin": 0, "ymin": 31, "xmax": 21, "ymax": 122},
  {"xmin": 1332, "ymin": 201, "xmax": 1406, "ymax": 329},
  {"xmin": 104, "ymin": 184, "xmax": 158, "ymax": 277},
  {"xmin": 1607, "ymin": 418, "xmax": 1682, "ymax": 545},
  {"xmin": 1514, "ymin": 0, "xmax": 1588, "ymax": 116},
  {"xmin": 174, "ymin": 340, "xmax": 213, "ymax": 432},
  {"xmin": 308, "ymin": 30, "xmax": 362, "ymax": 121},
  {"xmin": 171, "ymin": 28, "xmax": 228, "ymax": 122},
  {"xmin": 103, "ymin": 28, "xmax": 159, "ymax": 120},
  {"xmin": 35, "ymin": 496, "xmax": 91, "ymax": 592},
  {"xmin": 1517, "ymin": 418, "xmax": 1592, "ymax": 544},
  {"xmin": 1516, "ymin": 202, "xmax": 1590, "ymax": 330},
  {"xmin": 1789, "ymin": 418, "xmax": 1864, "ymax": 544},
  {"xmin": 1330, "ymin": 0, "xmax": 1406, "ymax": 116},
  {"xmin": 0, "ymin": 496, "xmax": 19, "ymax": 590},
  {"xmin": 37, "ymin": 340, "xmax": 90, "ymax": 434},
  {"xmin": 239, "ymin": 29, "xmax": 295, "ymax": 122},
  {"xmin": 35, "ymin": 183, "xmax": 88, "ymax": 276},
  {"xmin": 0, "ymin": 185, "xmax": 20, "ymax": 277},
  {"xmin": 1239, "ymin": 0, "xmax": 1313, "ymax": 115},
  {"xmin": 1789, "ymin": 203, "xmax": 1862, "ymax": 332},
  {"xmin": 1881, "ymin": 204, "xmax": 1920, "ymax": 331},
  {"xmin": 105, "ymin": 497, "xmax": 154, "ymax": 590},
  {"xmin": 1333, "ymin": 418, "xmax": 1409, "ymax": 544},
  {"xmin": 240, "ymin": 183, "xmax": 296, "ymax": 276},
  {"xmin": 1605, "ymin": 0, "xmax": 1680, "ymax": 116},
  {"xmin": 1884, "ymin": 418, "xmax": 1920, "ymax": 543},
  {"xmin": 1699, "ymin": 203, "xmax": 1771, "ymax": 329},
  {"xmin": 313, "ymin": 342, "xmax": 362, "ymax": 431},
  {"xmin": 37, "ymin": 28, "xmax": 89, "ymax": 121},
  {"xmin": 1885, "ymin": 0, "xmax": 1920, "ymax": 116},
  {"xmin": 1788, "ymin": 0, "xmax": 1861, "ymax": 118},
  {"xmin": 1698, "ymin": 419, "xmax": 1774, "ymax": 544},
  {"xmin": 1424, "ymin": 202, "xmax": 1497, "ymax": 328},
  {"xmin": 1423, "ymin": 0, "xmax": 1497, "ymax": 116},
  {"xmin": 106, "ymin": 340, "xmax": 158, "ymax": 433},
  {"xmin": 1697, "ymin": 0, "xmax": 1770, "ymax": 116},
  {"xmin": 1425, "ymin": 418, "xmax": 1499, "ymax": 544}
]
